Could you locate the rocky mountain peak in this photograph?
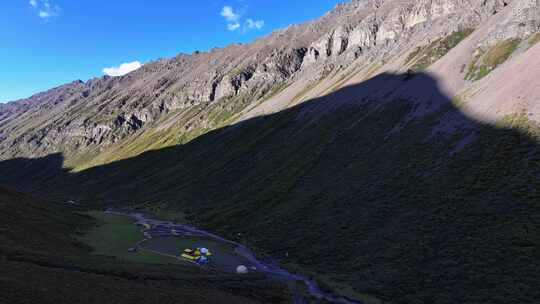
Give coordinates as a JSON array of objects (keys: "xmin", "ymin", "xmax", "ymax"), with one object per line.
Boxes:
[{"xmin": 0, "ymin": 0, "xmax": 538, "ymax": 167}]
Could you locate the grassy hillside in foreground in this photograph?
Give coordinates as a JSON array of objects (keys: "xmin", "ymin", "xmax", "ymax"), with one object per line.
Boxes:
[
  {"xmin": 1, "ymin": 73, "xmax": 539, "ymax": 303},
  {"xmin": 0, "ymin": 186, "xmax": 291, "ymax": 304}
]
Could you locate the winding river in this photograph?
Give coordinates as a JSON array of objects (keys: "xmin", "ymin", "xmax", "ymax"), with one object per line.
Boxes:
[{"xmin": 105, "ymin": 209, "xmax": 362, "ymax": 304}]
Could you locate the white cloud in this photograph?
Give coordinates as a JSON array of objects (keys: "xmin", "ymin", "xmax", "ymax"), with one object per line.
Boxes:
[
  {"xmin": 221, "ymin": 6, "xmax": 240, "ymax": 22},
  {"xmin": 220, "ymin": 5, "xmax": 264, "ymax": 32},
  {"xmin": 30, "ymin": 0, "xmax": 60, "ymax": 21},
  {"xmin": 102, "ymin": 61, "xmax": 142, "ymax": 77},
  {"xmin": 221, "ymin": 6, "xmax": 242, "ymax": 31},
  {"xmin": 246, "ymin": 19, "xmax": 264, "ymax": 30},
  {"xmin": 227, "ymin": 22, "xmax": 240, "ymax": 31},
  {"xmin": 38, "ymin": 10, "xmax": 51, "ymax": 18}
]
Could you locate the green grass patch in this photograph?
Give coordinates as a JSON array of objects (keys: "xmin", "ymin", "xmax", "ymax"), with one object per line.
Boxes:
[
  {"xmin": 451, "ymin": 95, "xmax": 467, "ymax": 108},
  {"xmin": 527, "ymin": 32, "xmax": 540, "ymax": 49},
  {"xmin": 78, "ymin": 211, "xmax": 179, "ymax": 264},
  {"xmin": 483, "ymin": 39, "xmax": 521, "ymax": 66},
  {"xmin": 406, "ymin": 29, "xmax": 474, "ymax": 72},
  {"xmin": 496, "ymin": 112, "xmax": 540, "ymax": 140},
  {"xmin": 466, "ymin": 38, "xmax": 522, "ymax": 81}
]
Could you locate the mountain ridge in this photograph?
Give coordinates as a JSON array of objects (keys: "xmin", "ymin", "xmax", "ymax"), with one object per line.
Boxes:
[{"xmin": 2, "ymin": 0, "xmax": 538, "ymax": 169}]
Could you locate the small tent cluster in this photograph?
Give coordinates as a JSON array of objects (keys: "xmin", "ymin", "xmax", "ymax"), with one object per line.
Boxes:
[{"xmin": 181, "ymin": 247, "xmax": 212, "ymax": 264}]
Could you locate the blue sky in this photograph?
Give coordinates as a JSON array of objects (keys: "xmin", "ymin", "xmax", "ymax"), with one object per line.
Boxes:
[{"xmin": 0, "ymin": 0, "xmax": 344, "ymax": 103}]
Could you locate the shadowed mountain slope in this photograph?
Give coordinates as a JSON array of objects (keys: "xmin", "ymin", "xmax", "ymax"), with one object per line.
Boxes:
[
  {"xmin": 1, "ymin": 72, "xmax": 539, "ymax": 303},
  {"xmin": 2, "ymin": 1, "xmax": 540, "ymax": 303}
]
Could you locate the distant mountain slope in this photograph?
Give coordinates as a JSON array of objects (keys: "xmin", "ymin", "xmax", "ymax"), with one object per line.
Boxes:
[{"xmin": 1, "ymin": 0, "xmax": 537, "ymax": 170}]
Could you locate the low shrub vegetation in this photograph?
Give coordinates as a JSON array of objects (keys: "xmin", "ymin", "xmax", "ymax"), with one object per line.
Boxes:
[
  {"xmin": 406, "ymin": 29, "xmax": 475, "ymax": 72},
  {"xmin": 465, "ymin": 38, "xmax": 522, "ymax": 81}
]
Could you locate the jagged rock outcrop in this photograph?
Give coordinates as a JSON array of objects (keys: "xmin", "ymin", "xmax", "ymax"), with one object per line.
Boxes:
[{"xmin": 0, "ymin": 0, "xmax": 538, "ymax": 166}]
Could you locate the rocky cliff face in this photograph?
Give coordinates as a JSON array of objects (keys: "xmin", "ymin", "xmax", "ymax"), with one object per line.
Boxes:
[{"xmin": 0, "ymin": 0, "xmax": 538, "ymax": 167}]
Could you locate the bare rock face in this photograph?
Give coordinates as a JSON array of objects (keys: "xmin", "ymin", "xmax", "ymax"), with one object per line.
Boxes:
[
  {"xmin": 349, "ymin": 21, "xmax": 377, "ymax": 50},
  {"xmin": 305, "ymin": 26, "xmax": 350, "ymax": 65},
  {"xmin": 331, "ymin": 26, "xmax": 349, "ymax": 56},
  {"xmin": 0, "ymin": 0, "xmax": 539, "ymax": 164},
  {"xmin": 214, "ymin": 75, "xmax": 237, "ymax": 101}
]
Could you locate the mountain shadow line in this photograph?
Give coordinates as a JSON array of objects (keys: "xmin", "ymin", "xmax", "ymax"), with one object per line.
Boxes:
[{"xmin": 1, "ymin": 72, "xmax": 539, "ymax": 303}]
